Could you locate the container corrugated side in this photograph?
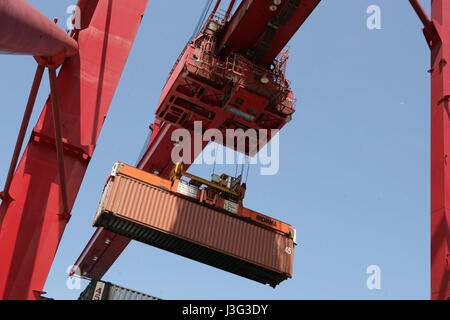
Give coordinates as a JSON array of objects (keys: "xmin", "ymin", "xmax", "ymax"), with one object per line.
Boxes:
[
  {"xmin": 106, "ymin": 283, "xmax": 160, "ymax": 300},
  {"xmin": 78, "ymin": 280, "xmax": 161, "ymax": 300},
  {"xmin": 94, "ymin": 174, "xmax": 295, "ymax": 287}
]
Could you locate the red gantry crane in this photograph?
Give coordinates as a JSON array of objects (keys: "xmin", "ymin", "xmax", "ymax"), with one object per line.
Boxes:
[
  {"xmin": 71, "ymin": 0, "xmax": 320, "ymax": 288},
  {"xmin": 0, "ymin": 0, "xmax": 149, "ymax": 299},
  {"xmin": 0, "ymin": 0, "xmax": 448, "ymax": 300}
]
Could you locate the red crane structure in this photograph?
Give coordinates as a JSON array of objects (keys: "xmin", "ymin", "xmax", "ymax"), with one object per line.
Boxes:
[
  {"xmin": 414, "ymin": 0, "xmax": 450, "ymax": 301},
  {"xmin": 71, "ymin": 0, "xmax": 320, "ymax": 285},
  {"xmin": 0, "ymin": 0, "xmax": 149, "ymax": 300},
  {"xmin": 0, "ymin": 0, "xmax": 448, "ymax": 300}
]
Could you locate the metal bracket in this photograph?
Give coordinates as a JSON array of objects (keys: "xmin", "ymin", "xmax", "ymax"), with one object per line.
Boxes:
[
  {"xmin": 439, "ymin": 95, "xmax": 450, "ymax": 105},
  {"xmin": 31, "ymin": 131, "xmax": 92, "ymax": 162},
  {"xmin": 32, "ymin": 289, "xmax": 48, "ymax": 300},
  {"xmin": 0, "ymin": 191, "xmax": 12, "ymax": 202},
  {"xmin": 408, "ymin": 0, "xmax": 442, "ymax": 49},
  {"xmin": 58, "ymin": 212, "xmax": 71, "ymax": 221},
  {"xmin": 423, "ymin": 21, "xmax": 442, "ymax": 50},
  {"xmin": 0, "ymin": 53, "xmax": 72, "ymax": 216}
]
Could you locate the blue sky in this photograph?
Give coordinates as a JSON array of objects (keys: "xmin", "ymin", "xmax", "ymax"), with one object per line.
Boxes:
[{"xmin": 0, "ymin": 0, "xmax": 431, "ymax": 299}]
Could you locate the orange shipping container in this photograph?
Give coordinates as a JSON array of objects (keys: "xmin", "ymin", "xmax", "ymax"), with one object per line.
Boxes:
[{"xmin": 94, "ymin": 165, "xmax": 295, "ymax": 287}]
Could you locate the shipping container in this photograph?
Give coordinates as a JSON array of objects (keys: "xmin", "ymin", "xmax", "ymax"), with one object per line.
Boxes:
[
  {"xmin": 93, "ymin": 163, "xmax": 296, "ymax": 287},
  {"xmin": 78, "ymin": 280, "xmax": 161, "ymax": 300}
]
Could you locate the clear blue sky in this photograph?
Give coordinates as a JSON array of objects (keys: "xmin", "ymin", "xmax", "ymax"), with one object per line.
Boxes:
[{"xmin": 0, "ymin": 0, "xmax": 431, "ymax": 299}]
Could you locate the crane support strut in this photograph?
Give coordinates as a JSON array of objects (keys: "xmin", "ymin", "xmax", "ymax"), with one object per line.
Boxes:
[
  {"xmin": 48, "ymin": 64, "xmax": 70, "ymax": 220},
  {"xmin": 0, "ymin": 62, "xmax": 45, "ymax": 202},
  {"xmin": 0, "ymin": 0, "xmax": 149, "ymax": 300},
  {"xmin": 1, "ymin": 55, "xmax": 71, "ymax": 222},
  {"xmin": 409, "ymin": 0, "xmax": 450, "ymax": 300}
]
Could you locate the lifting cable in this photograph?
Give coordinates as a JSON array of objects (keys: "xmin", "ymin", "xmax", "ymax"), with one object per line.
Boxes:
[
  {"xmin": 190, "ymin": 0, "xmax": 214, "ymax": 42},
  {"xmin": 212, "ymin": 143, "xmax": 219, "ymax": 175},
  {"xmin": 244, "ymin": 158, "xmax": 250, "ymax": 184}
]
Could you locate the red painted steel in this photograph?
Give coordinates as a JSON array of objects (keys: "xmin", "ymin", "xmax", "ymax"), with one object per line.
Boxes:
[
  {"xmin": 0, "ymin": 63, "xmax": 45, "ymax": 200},
  {"xmin": 0, "ymin": 0, "xmax": 78, "ymax": 57},
  {"xmin": 429, "ymin": 0, "xmax": 450, "ymax": 301},
  {"xmin": 0, "ymin": 0, "xmax": 149, "ymax": 300},
  {"xmin": 257, "ymin": 0, "xmax": 321, "ymax": 67},
  {"xmin": 48, "ymin": 66, "xmax": 70, "ymax": 219},
  {"xmin": 0, "ymin": 0, "xmax": 445, "ymax": 299},
  {"xmin": 218, "ymin": 0, "xmax": 321, "ymax": 67},
  {"xmin": 72, "ymin": 227, "xmax": 131, "ymax": 280},
  {"xmin": 154, "ymin": 39, "xmax": 293, "ymax": 156},
  {"xmin": 75, "ymin": 0, "xmax": 101, "ymax": 31},
  {"xmin": 409, "ymin": 0, "xmax": 432, "ymax": 29},
  {"xmin": 210, "ymin": 0, "xmax": 222, "ymax": 18},
  {"xmin": 223, "ymin": 0, "xmax": 236, "ymax": 22}
]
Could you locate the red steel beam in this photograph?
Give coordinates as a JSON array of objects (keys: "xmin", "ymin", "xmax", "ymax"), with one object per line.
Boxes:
[
  {"xmin": 0, "ymin": 0, "xmax": 78, "ymax": 57},
  {"xmin": 0, "ymin": 62, "xmax": 45, "ymax": 201},
  {"xmin": 218, "ymin": 0, "xmax": 321, "ymax": 67},
  {"xmin": 428, "ymin": 0, "xmax": 450, "ymax": 301},
  {"xmin": 409, "ymin": 0, "xmax": 432, "ymax": 29},
  {"xmin": 256, "ymin": 0, "xmax": 321, "ymax": 67},
  {"xmin": 76, "ymin": 1, "xmax": 450, "ymax": 301},
  {"xmin": 0, "ymin": 0, "xmax": 149, "ymax": 300},
  {"xmin": 76, "ymin": 0, "xmax": 101, "ymax": 31},
  {"xmin": 223, "ymin": 0, "xmax": 236, "ymax": 23},
  {"xmin": 71, "ymin": 228, "xmax": 131, "ymax": 280},
  {"xmin": 48, "ymin": 66, "xmax": 70, "ymax": 220}
]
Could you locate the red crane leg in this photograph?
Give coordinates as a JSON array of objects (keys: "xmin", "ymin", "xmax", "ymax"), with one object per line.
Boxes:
[
  {"xmin": 0, "ymin": 0, "xmax": 149, "ymax": 300},
  {"xmin": 429, "ymin": 0, "xmax": 450, "ymax": 300},
  {"xmin": 0, "ymin": 0, "xmax": 78, "ymax": 57}
]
